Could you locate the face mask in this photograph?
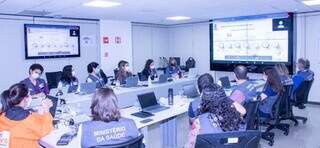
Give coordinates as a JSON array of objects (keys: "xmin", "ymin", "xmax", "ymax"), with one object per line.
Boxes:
[
  {"xmin": 31, "ymin": 73, "xmax": 40, "ymax": 79},
  {"xmin": 150, "ymin": 65, "xmax": 155, "ymax": 69},
  {"xmin": 26, "ymin": 96, "xmax": 32, "ymax": 108},
  {"xmin": 125, "ymin": 66, "xmax": 130, "ymax": 71},
  {"xmin": 95, "ymin": 68, "xmax": 100, "ymax": 73},
  {"xmin": 263, "ymin": 75, "xmax": 268, "ymax": 81},
  {"xmin": 72, "ymin": 71, "xmax": 76, "ymax": 77}
]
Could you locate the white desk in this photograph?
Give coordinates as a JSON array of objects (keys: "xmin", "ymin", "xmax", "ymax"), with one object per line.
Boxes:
[
  {"xmin": 40, "ymin": 96, "xmax": 192, "ymax": 148},
  {"xmin": 40, "ymin": 79, "xmax": 266, "ymax": 148}
]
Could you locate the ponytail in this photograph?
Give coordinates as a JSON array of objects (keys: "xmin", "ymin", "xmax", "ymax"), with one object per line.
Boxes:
[{"xmin": 0, "ymin": 90, "xmax": 10, "ymax": 114}]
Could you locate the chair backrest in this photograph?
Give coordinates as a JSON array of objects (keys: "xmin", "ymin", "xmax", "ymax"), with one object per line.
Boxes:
[
  {"xmin": 137, "ymin": 72, "xmax": 147, "ymax": 81},
  {"xmin": 294, "ymin": 79, "xmax": 314, "ymax": 104},
  {"xmin": 45, "ymin": 71, "xmax": 62, "ymax": 90},
  {"xmin": 243, "ymin": 101, "xmax": 260, "ymax": 130},
  {"xmin": 279, "ymin": 85, "xmax": 293, "ymax": 117},
  {"xmin": 195, "ymin": 130, "xmax": 261, "ymax": 148},
  {"xmin": 92, "ymin": 134, "xmax": 144, "ymax": 148}
]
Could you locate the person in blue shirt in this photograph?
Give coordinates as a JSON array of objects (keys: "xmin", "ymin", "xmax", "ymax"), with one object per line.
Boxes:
[
  {"xmin": 58, "ymin": 65, "xmax": 79, "ymax": 92},
  {"xmin": 20, "ymin": 64, "xmax": 49, "ymax": 96},
  {"xmin": 275, "ymin": 63, "xmax": 293, "ymax": 85},
  {"xmin": 230, "ymin": 65, "xmax": 257, "ymax": 104},
  {"xmin": 79, "ymin": 87, "xmax": 139, "ymax": 148},
  {"xmin": 258, "ymin": 67, "xmax": 284, "ymax": 118},
  {"xmin": 165, "ymin": 58, "xmax": 181, "ymax": 78},
  {"xmin": 86, "ymin": 62, "xmax": 105, "ymax": 88},
  {"xmin": 292, "ymin": 58, "xmax": 314, "ymax": 94},
  {"xmin": 141, "ymin": 59, "xmax": 158, "ymax": 80}
]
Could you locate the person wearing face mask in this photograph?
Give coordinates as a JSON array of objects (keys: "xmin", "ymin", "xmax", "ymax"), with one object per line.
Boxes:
[
  {"xmin": 141, "ymin": 59, "xmax": 158, "ymax": 80},
  {"xmin": 0, "ymin": 83, "xmax": 53, "ymax": 148},
  {"xmin": 58, "ymin": 65, "xmax": 79, "ymax": 91},
  {"xmin": 115, "ymin": 60, "xmax": 133, "ymax": 85},
  {"xmin": 165, "ymin": 58, "xmax": 181, "ymax": 78},
  {"xmin": 86, "ymin": 62, "xmax": 105, "ymax": 88},
  {"xmin": 20, "ymin": 64, "xmax": 49, "ymax": 96}
]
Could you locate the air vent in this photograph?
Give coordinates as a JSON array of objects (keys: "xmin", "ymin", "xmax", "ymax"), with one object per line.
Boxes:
[{"xmin": 17, "ymin": 10, "xmax": 51, "ymax": 16}]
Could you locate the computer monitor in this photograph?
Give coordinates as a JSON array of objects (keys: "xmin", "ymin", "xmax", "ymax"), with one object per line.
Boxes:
[{"xmin": 137, "ymin": 92, "xmax": 159, "ymax": 109}]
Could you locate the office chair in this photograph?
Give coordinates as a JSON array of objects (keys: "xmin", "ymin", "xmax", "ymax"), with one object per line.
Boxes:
[
  {"xmin": 259, "ymin": 93, "xmax": 290, "ymax": 137},
  {"xmin": 99, "ymin": 69, "xmax": 113, "ymax": 84},
  {"xmin": 244, "ymin": 100, "xmax": 274, "ymax": 146},
  {"xmin": 137, "ymin": 72, "xmax": 147, "ymax": 81},
  {"xmin": 293, "ymin": 79, "xmax": 314, "ymax": 109},
  {"xmin": 92, "ymin": 134, "xmax": 144, "ymax": 148},
  {"xmin": 45, "ymin": 71, "xmax": 62, "ymax": 90},
  {"xmin": 195, "ymin": 130, "xmax": 261, "ymax": 148}
]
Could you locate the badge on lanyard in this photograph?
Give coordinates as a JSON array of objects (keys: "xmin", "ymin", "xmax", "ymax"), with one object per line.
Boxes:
[{"xmin": 39, "ymin": 83, "xmax": 45, "ymax": 89}]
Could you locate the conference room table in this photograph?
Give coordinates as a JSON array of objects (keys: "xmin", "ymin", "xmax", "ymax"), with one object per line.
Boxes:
[{"xmin": 40, "ymin": 78, "xmax": 265, "ymax": 148}]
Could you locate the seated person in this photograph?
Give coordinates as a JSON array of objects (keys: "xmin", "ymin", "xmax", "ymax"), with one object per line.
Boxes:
[
  {"xmin": 275, "ymin": 63, "xmax": 293, "ymax": 85},
  {"xmin": 258, "ymin": 67, "xmax": 284, "ymax": 118},
  {"xmin": 20, "ymin": 64, "xmax": 49, "ymax": 96},
  {"xmin": 186, "ymin": 84, "xmax": 245, "ymax": 148},
  {"xmin": 141, "ymin": 59, "xmax": 158, "ymax": 80},
  {"xmin": 86, "ymin": 62, "xmax": 105, "ymax": 88},
  {"xmin": 115, "ymin": 60, "xmax": 133, "ymax": 85},
  {"xmin": 292, "ymin": 58, "xmax": 314, "ymax": 93},
  {"xmin": 58, "ymin": 65, "xmax": 79, "ymax": 89},
  {"xmin": 165, "ymin": 58, "xmax": 181, "ymax": 78},
  {"xmin": 230, "ymin": 65, "xmax": 257, "ymax": 104},
  {"xmin": 79, "ymin": 87, "xmax": 139, "ymax": 148},
  {"xmin": 0, "ymin": 83, "xmax": 53, "ymax": 148},
  {"xmin": 188, "ymin": 73, "xmax": 214, "ymax": 124}
]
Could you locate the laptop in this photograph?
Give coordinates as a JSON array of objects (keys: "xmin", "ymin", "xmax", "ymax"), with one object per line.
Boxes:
[
  {"xmin": 46, "ymin": 95, "xmax": 59, "ymax": 118},
  {"xmin": 152, "ymin": 74, "xmax": 168, "ymax": 84},
  {"xmin": 49, "ymin": 86, "xmax": 69, "ymax": 97},
  {"xmin": 137, "ymin": 92, "xmax": 169, "ymax": 113},
  {"xmin": 68, "ymin": 85, "xmax": 78, "ymax": 93},
  {"xmin": 188, "ymin": 68, "xmax": 199, "ymax": 78},
  {"xmin": 183, "ymin": 84, "xmax": 200, "ymax": 98},
  {"xmin": 79, "ymin": 82, "xmax": 96, "ymax": 94},
  {"xmin": 124, "ymin": 76, "xmax": 139, "ymax": 87},
  {"xmin": 219, "ymin": 76, "xmax": 236, "ymax": 90}
]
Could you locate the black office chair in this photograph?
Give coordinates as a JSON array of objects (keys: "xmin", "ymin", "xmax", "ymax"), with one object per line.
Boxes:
[
  {"xmin": 137, "ymin": 72, "xmax": 147, "ymax": 81},
  {"xmin": 92, "ymin": 134, "xmax": 144, "ymax": 148},
  {"xmin": 195, "ymin": 130, "xmax": 261, "ymax": 148},
  {"xmin": 114, "ymin": 68, "xmax": 119, "ymax": 78},
  {"xmin": 293, "ymin": 79, "xmax": 314, "ymax": 109},
  {"xmin": 279, "ymin": 85, "xmax": 307, "ymax": 126},
  {"xmin": 259, "ymin": 93, "xmax": 290, "ymax": 137},
  {"xmin": 99, "ymin": 69, "xmax": 113, "ymax": 84},
  {"xmin": 45, "ymin": 71, "xmax": 62, "ymax": 90},
  {"xmin": 244, "ymin": 100, "xmax": 274, "ymax": 146}
]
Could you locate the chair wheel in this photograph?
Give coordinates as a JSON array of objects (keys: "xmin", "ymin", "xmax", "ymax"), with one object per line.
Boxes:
[
  {"xmin": 303, "ymin": 119, "xmax": 307, "ymax": 124},
  {"xmin": 268, "ymin": 140, "xmax": 274, "ymax": 146}
]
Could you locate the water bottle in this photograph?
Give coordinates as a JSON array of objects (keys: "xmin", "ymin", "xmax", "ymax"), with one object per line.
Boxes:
[{"xmin": 168, "ymin": 88, "xmax": 174, "ymax": 105}]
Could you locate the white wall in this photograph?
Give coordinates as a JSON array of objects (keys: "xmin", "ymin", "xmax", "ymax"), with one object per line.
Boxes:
[
  {"xmin": 99, "ymin": 20, "xmax": 132, "ymax": 76},
  {"xmin": 0, "ymin": 15, "xmax": 100, "ymax": 91},
  {"xmin": 132, "ymin": 24, "xmax": 170, "ymax": 73}
]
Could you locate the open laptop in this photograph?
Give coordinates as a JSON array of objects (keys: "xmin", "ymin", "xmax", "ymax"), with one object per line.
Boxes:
[
  {"xmin": 152, "ymin": 74, "xmax": 168, "ymax": 84},
  {"xmin": 49, "ymin": 86, "xmax": 69, "ymax": 97},
  {"xmin": 219, "ymin": 76, "xmax": 236, "ymax": 90},
  {"xmin": 124, "ymin": 76, "xmax": 139, "ymax": 87},
  {"xmin": 183, "ymin": 84, "xmax": 200, "ymax": 98},
  {"xmin": 137, "ymin": 92, "xmax": 169, "ymax": 113},
  {"xmin": 79, "ymin": 82, "xmax": 96, "ymax": 94},
  {"xmin": 46, "ymin": 95, "xmax": 59, "ymax": 118},
  {"xmin": 188, "ymin": 68, "xmax": 199, "ymax": 78}
]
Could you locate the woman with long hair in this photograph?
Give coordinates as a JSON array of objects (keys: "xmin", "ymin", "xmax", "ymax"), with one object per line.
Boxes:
[
  {"xmin": 79, "ymin": 87, "xmax": 139, "ymax": 147},
  {"xmin": 58, "ymin": 65, "xmax": 79, "ymax": 90},
  {"xmin": 141, "ymin": 59, "xmax": 158, "ymax": 80},
  {"xmin": 0, "ymin": 83, "xmax": 53, "ymax": 148},
  {"xmin": 275, "ymin": 63, "xmax": 293, "ymax": 85},
  {"xmin": 115, "ymin": 60, "xmax": 133, "ymax": 84}
]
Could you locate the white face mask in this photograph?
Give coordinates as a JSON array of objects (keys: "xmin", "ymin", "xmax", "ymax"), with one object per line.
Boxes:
[
  {"xmin": 72, "ymin": 71, "xmax": 76, "ymax": 77},
  {"xmin": 95, "ymin": 68, "xmax": 100, "ymax": 73},
  {"xmin": 150, "ymin": 65, "xmax": 155, "ymax": 69},
  {"xmin": 31, "ymin": 73, "xmax": 40, "ymax": 79},
  {"xmin": 125, "ymin": 66, "xmax": 130, "ymax": 71}
]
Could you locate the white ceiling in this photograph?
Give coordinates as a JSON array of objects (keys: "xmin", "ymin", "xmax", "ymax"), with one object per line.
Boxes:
[{"xmin": 0, "ymin": 0, "xmax": 318, "ymax": 24}]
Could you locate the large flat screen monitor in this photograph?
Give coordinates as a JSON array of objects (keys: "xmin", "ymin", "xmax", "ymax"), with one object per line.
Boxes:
[{"xmin": 24, "ymin": 24, "xmax": 80, "ymax": 59}]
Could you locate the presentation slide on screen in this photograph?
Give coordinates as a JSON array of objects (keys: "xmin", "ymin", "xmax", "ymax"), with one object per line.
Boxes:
[
  {"xmin": 26, "ymin": 26, "xmax": 79, "ymax": 57},
  {"xmin": 212, "ymin": 17, "xmax": 290, "ymax": 63}
]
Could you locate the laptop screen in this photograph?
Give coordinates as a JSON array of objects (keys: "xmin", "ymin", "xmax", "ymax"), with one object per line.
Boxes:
[
  {"xmin": 219, "ymin": 76, "xmax": 231, "ymax": 88},
  {"xmin": 137, "ymin": 92, "xmax": 159, "ymax": 109},
  {"xmin": 46, "ymin": 95, "xmax": 58, "ymax": 118}
]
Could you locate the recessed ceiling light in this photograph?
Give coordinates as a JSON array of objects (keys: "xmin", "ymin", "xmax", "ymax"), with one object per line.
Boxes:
[
  {"xmin": 83, "ymin": 0, "xmax": 121, "ymax": 8},
  {"xmin": 166, "ymin": 16, "xmax": 191, "ymax": 21},
  {"xmin": 302, "ymin": 0, "xmax": 320, "ymax": 6}
]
